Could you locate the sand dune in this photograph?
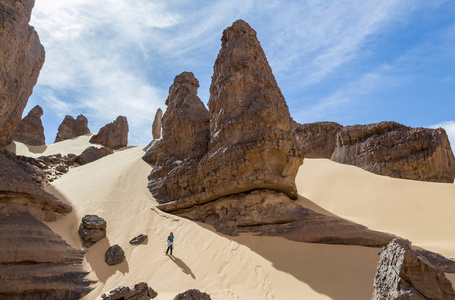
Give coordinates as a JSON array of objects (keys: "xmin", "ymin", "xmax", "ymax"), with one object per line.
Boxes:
[{"xmin": 9, "ymin": 136, "xmax": 455, "ymax": 299}]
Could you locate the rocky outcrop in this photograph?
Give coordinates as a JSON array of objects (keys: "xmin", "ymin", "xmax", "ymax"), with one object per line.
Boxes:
[
  {"xmin": 105, "ymin": 244, "xmax": 125, "ymax": 266},
  {"xmin": 331, "ymin": 122, "xmax": 455, "ymax": 183},
  {"xmin": 90, "ymin": 116, "xmax": 129, "ymax": 149},
  {"xmin": 372, "ymin": 238, "xmax": 455, "ymax": 300},
  {"xmin": 0, "ymin": 0, "xmax": 45, "ymax": 147},
  {"xmin": 174, "ymin": 289, "xmax": 211, "ymax": 300},
  {"xmin": 101, "ymin": 282, "xmax": 158, "ymax": 300},
  {"xmin": 0, "ymin": 211, "xmax": 91, "ymax": 299},
  {"xmin": 129, "ymin": 234, "xmax": 148, "ymax": 245},
  {"xmin": 152, "ymin": 108, "xmax": 163, "ymax": 140},
  {"xmin": 148, "ymin": 20, "xmax": 303, "ymax": 212},
  {"xmin": 75, "ymin": 146, "xmax": 114, "ymax": 165},
  {"xmin": 13, "ymin": 105, "xmax": 46, "ymax": 146},
  {"xmin": 55, "ymin": 114, "xmax": 90, "ymax": 143},
  {"xmin": 78, "ymin": 215, "xmax": 107, "ymax": 248},
  {"xmin": 292, "ymin": 121, "xmax": 342, "ymax": 158}
]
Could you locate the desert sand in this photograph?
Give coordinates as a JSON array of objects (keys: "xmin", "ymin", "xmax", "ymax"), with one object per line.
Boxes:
[{"xmin": 10, "ymin": 137, "xmax": 455, "ymax": 300}]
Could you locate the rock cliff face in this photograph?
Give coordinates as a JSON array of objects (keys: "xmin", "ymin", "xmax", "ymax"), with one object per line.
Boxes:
[
  {"xmin": 372, "ymin": 238, "xmax": 455, "ymax": 300},
  {"xmin": 292, "ymin": 121, "xmax": 342, "ymax": 158},
  {"xmin": 148, "ymin": 20, "xmax": 303, "ymax": 213},
  {"xmin": 55, "ymin": 114, "xmax": 90, "ymax": 143},
  {"xmin": 90, "ymin": 116, "xmax": 129, "ymax": 149},
  {"xmin": 0, "ymin": 0, "xmax": 45, "ymax": 147},
  {"xmin": 331, "ymin": 122, "xmax": 455, "ymax": 183},
  {"xmin": 13, "ymin": 105, "xmax": 46, "ymax": 146},
  {"xmin": 152, "ymin": 108, "xmax": 163, "ymax": 140}
]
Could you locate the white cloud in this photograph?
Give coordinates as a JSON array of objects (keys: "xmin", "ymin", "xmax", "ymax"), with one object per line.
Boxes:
[{"xmin": 431, "ymin": 121, "xmax": 455, "ymax": 152}]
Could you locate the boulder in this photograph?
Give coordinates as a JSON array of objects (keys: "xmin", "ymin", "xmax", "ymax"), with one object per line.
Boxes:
[
  {"xmin": 101, "ymin": 282, "xmax": 158, "ymax": 300},
  {"xmin": 152, "ymin": 108, "xmax": 163, "ymax": 140},
  {"xmin": 174, "ymin": 289, "xmax": 211, "ymax": 300},
  {"xmin": 0, "ymin": 0, "xmax": 45, "ymax": 147},
  {"xmin": 148, "ymin": 20, "xmax": 303, "ymax": 212},
  {"xmin": 0, "ymin": 211, "xmax": 91, "ymax": 299},
  {"xmin": 331, "ymin": 121, "xmax": 455, "ymax": 183},
  {"xmin": 13, "ymin": 105, "xmax": 46, "ymax": 146},
  {"xmin": 55, "ymin": 114, "xmax": 90, "ymax": 143},
  {"xmin": 372, "ymin": 238, "xmax": 455, "ymax": 299},
  {"xmin": 90, "ymin": 116, "xmax": 129, "ymax": 149},
  {"xmin": 75, "ymin": 146, "xmax": 114, "ymax": 165},
  {"xmin": 292, "ymin": 121, "xmax": 342, "ymax": 158},
  {"xmin": 129, "ymin": 234, "xmax": 148, "ymax": 245},
  {"xmin": 105, "ymin": 244, "xmax": 125, "ymax": 266},
  {"xmin": 78, "ymin": 215, "xmax": 106, "ymax": 247}
]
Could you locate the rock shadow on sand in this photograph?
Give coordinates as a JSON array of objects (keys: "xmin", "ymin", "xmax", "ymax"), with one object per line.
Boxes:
[
  {"xmin": 85, "ymin": 237, "xmax": 129, "ymax": 283},
  {"xmin": 168, "ymin": 254, "xmax": 196, "ymax": 279}
]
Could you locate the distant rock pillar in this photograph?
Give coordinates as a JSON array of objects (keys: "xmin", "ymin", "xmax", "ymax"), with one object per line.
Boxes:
[{"xmin": 152, "ymin": 108, "xmax": 163, "ymax": 140}]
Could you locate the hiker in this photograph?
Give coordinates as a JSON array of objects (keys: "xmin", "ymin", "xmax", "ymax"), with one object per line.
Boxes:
[{"xmin": 166, "ymin": 232, "xmax": 174, "ymax": 255}]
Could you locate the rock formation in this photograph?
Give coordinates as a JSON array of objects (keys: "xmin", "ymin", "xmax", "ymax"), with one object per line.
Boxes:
[
  {"xmin": 129, "ymin": 234, "xmax": 148, "ymax": 245},
  {"xmin": 331, "ymin": 122, "xmax": 455, "ymax": 183},
  {"xmin": 75, "ymin": 146, "xmax": 114, "ymax": 165},
  {"xmin": 292, "ymin": 121, "xmax": 342, "ymax": 158},
  {"xmin": 105, "ymin": 244, "xmax": 125, "ymax": 266},
  {"xmin": 101, "ymin": 282, "xmax": 158, "ymax": 300},
  {"xmin": 13, "ymin": 105, "xmax": 46, "ymax": 146},
  {"xmin": 55, "ymin": 114, "xmax": 90, "ymax": 143},
  {"xmin": 174, "ymin": 289, "xmax": 211, "ymax": 300},
  {"xmin": 90, "ymin": 116, "xmax": 129, "ymax": 149},
  {"xmin": 0, "ymin": 0, "xmax": 45, "ymax": 147},
  {"xmin": 152, "ymin": 108, "xmax": 163, "ymax": 140},
  {"xmin": 78, "ymin": 215, "xmax": 107, "ymax": 247},
  {"xmin": 146, "ymin": 21, "xmax": 395, "ymax": 248},
  {"xmin": 148, "ymin": 20, "xmax": 303, "ymax": 211},
  {"xmin": 372, "ymin": 238, "xmax": 455, "ymax": 299},
  {"xmin": 0, "ymin": 211, "xmax": 91, "ymax": 299}
]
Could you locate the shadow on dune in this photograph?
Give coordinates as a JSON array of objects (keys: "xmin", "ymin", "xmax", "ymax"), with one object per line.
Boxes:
[
  {"xmin": 168, "ymin": 254, "xmax": 196, "ymax": 279},
  {"xmin": 85, "ymin": 237, "xmax": 130, "ymax": 283}
]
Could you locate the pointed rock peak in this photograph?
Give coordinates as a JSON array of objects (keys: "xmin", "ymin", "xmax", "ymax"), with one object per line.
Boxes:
[
  {"xmin": 221, "ymin": 19, "xmax": 257, "ymax": 46},
  {"xmin": 166, "ymin": 72, "xmax": 199, "ymax": 106},
  {"xmin": 29, "ymin": 105, "xmax": 44, "ymax": 117}
]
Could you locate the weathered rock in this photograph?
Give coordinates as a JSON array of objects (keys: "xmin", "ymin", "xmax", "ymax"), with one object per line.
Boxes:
[
  {"xmin": 331, "ymin": 121, "xmax": 455, "ymax": 183},
  {"xmin": 78, "ymin": 215, "xmax": 106, "ymax": 247},
  {"xmin": 174, "ymin": 189, "xmax": 394, "ymax": 247},
  {"xmin": 372, "ymin": 238, "xmax": 455, "ymax": 300},
  {"xmin": 55, "ymin": 114, "xmax": 90, "ymax": 143},
  {"xmin": 149, "ymin": 20, "xmax": 303, "ymax": 212},
  {"xmin": 129, "ymin": 234, "xmax": 148, "ymax": 245},
  {"xmin": 90, "ymin": 116, "xmax": 129, "ymax": 149},
  {"xmin": 105, "ymin": 244, "xmax": 125, "ymax": 266},
  {"xmin": 101, "ymin": 282, "xmax": 158, "ymax": 300},
  {"xmin": 0, "ymin": 211, "xmax": 91, "ymax": 299},
  {"xmin": 13, "ymin": 105, "xmax": 46, "ymax": 146},
  {"xmin": 0, "ymin": 0, "xmax": 45, "ymax": 147},
  {"xmin": 0, "ymin": 150, "xmax": 71, "ymax": 222},
  {"xmin": 75, "ymin": 146, "xmax": 114, "ymax": 165},
  {"xmin": 152, "ymin": 108, "xmax": 163, "ymax": 140},
  {"xmin": 292, "ymin": 121, "xmax": 343, "ymax": 158},
  {"xmin": 142, "ymin": 140, "xmax": 160, "ymax": 165},
  {"xmin": 174, "ymin": 289, "xmax": 211, "ymax": 300}
]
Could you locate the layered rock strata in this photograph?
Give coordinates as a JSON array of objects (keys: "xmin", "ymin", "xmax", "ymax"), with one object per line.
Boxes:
[
  {"xmin": 90, "ymin": 116, "xmax": 129, "ymax": 149},
  {"xmin": 55, "ymin": 114, "xmax": 90, "ymax": 143},
  {"xmin": 0, "ymin": 211, "xmax": 91, "ymax": 299},
  {"xmin": 292, "ymin": 121, "xmax": 342, "ymax": 158},
  {"xmin": 152, "ymin": 108, "xmax": 163, "ymax": 140},
  {"xmin": 372, "ymin": 238, "xmax": 455, "ymax": 299},
  {"xmin": 0, "ymin": 0, "xmax": 45, "ymax": 147},
  {"xmin": 101, "ymin": 282, "xmax": 158, "ymax": 300},
  {"xmin": 13, "ymin": 105, "xmax": 46, "ymax": 146},
  {"xmin": 331, "ymin": 121, "xmax": 455, "ymax": 183},
  {"xmin": 149, "ymin": 20, "xmax": 303, "ymax": 212}
]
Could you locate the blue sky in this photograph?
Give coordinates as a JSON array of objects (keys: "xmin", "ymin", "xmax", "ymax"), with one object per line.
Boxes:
[{"xmin": 26, "ymin": 0, "xmax": 455, "ymax": 147}]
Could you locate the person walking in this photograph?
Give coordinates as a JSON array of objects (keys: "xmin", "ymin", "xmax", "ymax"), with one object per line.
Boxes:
[{"xmin": 166, "ymin": 232, "xmax": 174, "ymax": 255}]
